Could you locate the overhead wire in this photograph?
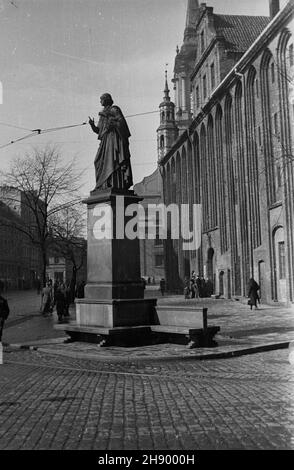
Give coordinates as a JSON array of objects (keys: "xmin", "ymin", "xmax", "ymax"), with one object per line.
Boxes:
[{"xmin": 0, "ymin": 110, "xmax": 159, "ymax": 151}]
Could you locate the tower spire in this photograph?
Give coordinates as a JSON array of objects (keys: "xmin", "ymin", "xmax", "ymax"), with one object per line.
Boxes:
[
  {"xmin": 184, "ymin": 0, "xmax": 199, "ymax": 42},
  {"xmin": 163, "ymin": 66, "xmax": 170, "ymax": 102},
  {"xmin": 157, "ymin": 67, "xmax": 178, "ymax": 162}
]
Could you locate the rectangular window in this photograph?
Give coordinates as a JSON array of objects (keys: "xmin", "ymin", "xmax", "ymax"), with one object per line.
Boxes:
[
  {"xmin": 203, "ymin": 75, "xmax": 207, "ymax": 99},
  {"xmin": 210, "ymin": 62, "xmax": 215, "ymax": 89},
  {"xmin": 278, "ymin": 241, "xmax": 286, "ymax": 279}
]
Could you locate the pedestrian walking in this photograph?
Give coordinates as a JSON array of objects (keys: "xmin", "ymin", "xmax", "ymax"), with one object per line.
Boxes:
[
  {"xmin": 54, "ymin": 287, "xmax": 67, "ymax": 323},
  {"xmin": 41, "ymin": 281, "xmax": 53, "ymax": 316},
  {"xmin": 190, "ymin": 277, "xmax": 196, "ymax": 298},
  {"xmin": 141, "ymin": 277, "xmax": 147, "ymax": 290},
  {"xmin": 247, "ymin": 278, "xmax": 260, "ymax": 310},
  {"xmin": 0, "ymin": 280, "xmax": 10, "ymax": 343},
  {"xmin": 184, "ymin": 277, "xmax": 190, "ymax": 299},
  {"xmin": 159, "ymin": 278, "xmax": 166, "ymax": 296},
  {"xmin": 192, "ymin": 278, "xmax": 199, "ymax": 299},
  {"xmin": 36, "ymin": 277, "xmax": 41, "ymax": 295},
  {"xmin": 195, "ymin": 275, "xmax": 202, "ymax": 298},
  {"xmin": 63, "ymin": 283, "xmax": 71, "ymax": 318},
  {"xmin": 76, "ymin": 280, "xmax": 85, "ymax": 299}
]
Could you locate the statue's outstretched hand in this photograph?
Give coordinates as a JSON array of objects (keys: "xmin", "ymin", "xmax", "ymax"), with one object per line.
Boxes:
[{"xmin": 88, "ymin": 116, "xmax": 95, "ymax": 126}]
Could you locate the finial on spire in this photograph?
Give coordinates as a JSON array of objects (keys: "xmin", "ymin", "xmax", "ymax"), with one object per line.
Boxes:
[{"xmin": 163, "ymin": 65, "xmax": 170, "ymax": 102}]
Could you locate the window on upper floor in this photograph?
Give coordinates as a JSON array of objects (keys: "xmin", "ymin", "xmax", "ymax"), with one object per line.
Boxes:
[
  {"xmin": 203, "ymin": 75, "xmax": 207, "ymax": 99},
  {"xmin": 210, "ymin": 62, "xmax": 215, "ymax": 90},
  {"xmin": 160, "ymin": 135, "xmax": 164, "ymax": 149},
  {"xmin": 200, "ymin": 31, "xmax": 205, "ymax": 54}
]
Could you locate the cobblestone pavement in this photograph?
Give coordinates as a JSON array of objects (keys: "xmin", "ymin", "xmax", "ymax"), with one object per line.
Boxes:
[{"xmin": 1, "ymin": 348, "xmax": 294, "ymax": 450}]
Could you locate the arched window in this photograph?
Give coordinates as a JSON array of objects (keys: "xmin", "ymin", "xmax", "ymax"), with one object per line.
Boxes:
[{"xmin": 160, "ymin": 135, "xmax": 164, "ymax": 149}]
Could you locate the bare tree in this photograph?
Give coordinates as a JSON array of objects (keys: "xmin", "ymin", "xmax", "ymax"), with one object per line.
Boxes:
[
  {"xmin": 0, "ymin": 145, "xmax": 83, "ymax": 286},
  {"xmin": 50, "ymin": 204, "xmax": 87, "ymax": 302}
]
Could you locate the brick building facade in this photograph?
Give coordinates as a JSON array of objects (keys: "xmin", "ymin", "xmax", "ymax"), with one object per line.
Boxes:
[
  {"xmin": 0, "ymin": 191, "xmax": 42, "ymax": 290},
  {"xmin": 158, "ymin": 0, "xmax": 294, "ymax": 303}
]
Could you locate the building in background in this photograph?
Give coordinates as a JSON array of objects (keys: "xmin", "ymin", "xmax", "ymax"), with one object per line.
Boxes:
[
  {"xmin": 46, "ymin": 238, "xmax": 87, "ymax": 286},
  {"xmin": 0, "ymin": 188, "xmax": 43, "ymax": 289},
  {"xmin": 134, "ymin": 169, "xmax": 164, "ymax": 283},
  {"xmin": 158, "ymin": 0, "xmax": 294, "ymax": 303}
]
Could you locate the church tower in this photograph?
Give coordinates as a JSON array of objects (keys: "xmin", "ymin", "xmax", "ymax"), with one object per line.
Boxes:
[
  {"xmin": 173, "ymin": 0, "xmax": 199, "ymax": 132},
  {"xmin": 157, "ymin": 70, "xmax": 178, "ymax": 162}
]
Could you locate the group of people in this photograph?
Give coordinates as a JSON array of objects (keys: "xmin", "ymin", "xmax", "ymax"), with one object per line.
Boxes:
[
  {"xmin": 40, "ymin": 279, "xmax": 86, "ymax": 323},
  {"xmin": 40, "ymin": 280, "xmax": 70, "ymax": 323},
  {"xmin": 184, "ymin": 272, "xmax": 213, "ymax": 299}
]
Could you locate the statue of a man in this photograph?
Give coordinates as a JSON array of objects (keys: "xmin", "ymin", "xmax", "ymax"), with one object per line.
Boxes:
[{"xmin": 89, "ymin": 93, "xmax": 133, "ymax": 191}]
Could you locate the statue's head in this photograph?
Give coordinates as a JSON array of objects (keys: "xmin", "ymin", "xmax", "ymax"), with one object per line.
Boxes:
[{"xmin": 100, "ymin": 93, "xmax": 113, "ymax": 106}]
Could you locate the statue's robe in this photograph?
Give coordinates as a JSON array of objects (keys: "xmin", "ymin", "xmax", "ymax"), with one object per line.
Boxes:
[{"xmin": 94, "ymin": 105, "xmax": 133, "ymax": 190}]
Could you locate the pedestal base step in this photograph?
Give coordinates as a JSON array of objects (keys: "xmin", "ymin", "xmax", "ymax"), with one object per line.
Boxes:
[{"xmin": 54, "ymin": 323, "xmax": 220, "ymax": 348}]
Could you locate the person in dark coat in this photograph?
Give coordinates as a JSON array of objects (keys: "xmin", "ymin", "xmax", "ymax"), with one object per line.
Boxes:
[
  {"xmin": 0, "ymin": 280, "xmax": 10, "ymax": 342},
  {"xmin": 59, "ymin": 283, "xmax": 70, "ymax": 318},
  {"xmin": 195, "ymin": 275, "xmax": 202, "ymax": 297},
  {"xmin": 141, "ymin": 278, "xmax": 146, "ymax": 290},
  {"xmin": 76, "ymin": 280, "xmax": 86, "ymax": 299},
  {"xmin": 159, "ymin": 278, "xmax": 166, "ymax": 296},
  {"xmin": 247, "ymin": 278, "xmax": 260, "ymax": 310},
  {"xmin": 184, "ymin": 277, "xmax": 190, "ymax": 299},
  {"xmin": 54, "ymin": 287, "xmax": 67, "ymax": 323}
]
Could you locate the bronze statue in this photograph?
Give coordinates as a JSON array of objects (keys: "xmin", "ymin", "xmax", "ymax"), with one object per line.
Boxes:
[{"xmin": 89, "ymin": 93, "xmax": 133, "ymax": 190}]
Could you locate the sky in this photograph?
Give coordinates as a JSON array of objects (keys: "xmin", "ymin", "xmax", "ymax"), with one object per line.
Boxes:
[{"xmin": 0, "ymin": 0, "xmax": 280, "ymax": 196}]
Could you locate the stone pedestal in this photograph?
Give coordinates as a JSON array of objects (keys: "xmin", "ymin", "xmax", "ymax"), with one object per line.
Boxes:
[
  {"xmin": 54, "ymin": 188, "xmax": 220, "ymax": 348},
  {"xmin": 58, "ymin": 188, "xmax": 157, "ymax": 345}
]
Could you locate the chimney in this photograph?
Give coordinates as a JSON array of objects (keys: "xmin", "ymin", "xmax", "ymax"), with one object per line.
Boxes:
[{"xmin": 269, "ymin": 0, "xmax": 280, "ymax": 19}]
